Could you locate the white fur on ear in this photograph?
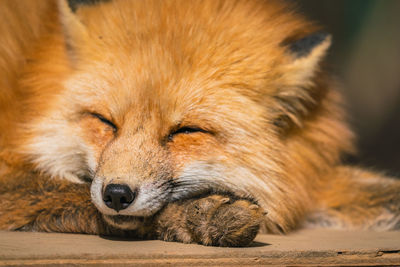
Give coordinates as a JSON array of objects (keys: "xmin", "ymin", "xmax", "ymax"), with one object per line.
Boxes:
[{"xmin": 284, "ymin": 32, "xmax": 332, "ymax": 84}]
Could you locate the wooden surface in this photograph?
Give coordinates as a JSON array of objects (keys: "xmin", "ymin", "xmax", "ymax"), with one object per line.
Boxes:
[{"xmin": 1, "ymin": 229, "xmax": 399, "ymax": 266}]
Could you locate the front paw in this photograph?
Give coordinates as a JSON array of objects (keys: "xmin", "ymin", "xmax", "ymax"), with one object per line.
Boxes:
[{"xmin": 185, "ymin": 195, "xmax": 265, "ymax": 247}]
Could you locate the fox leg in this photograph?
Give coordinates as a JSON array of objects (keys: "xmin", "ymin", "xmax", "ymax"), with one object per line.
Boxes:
[
  {"xmin": 154, "ymin": 195, "xmax": 265, "ymax": 247},
  {"xmin": 0, "ymin": 173, "xmax": 116, "ymax": 235},
  {"xmin": 1, "ymin": 174, "xmax": 264, "ymax": 246},
  {"xmin": 307, "ymin": 166, "xmax": 400, "ymax": 230}
]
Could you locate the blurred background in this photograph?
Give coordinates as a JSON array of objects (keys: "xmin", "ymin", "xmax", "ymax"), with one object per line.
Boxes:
[{"xmin": 291, "ymin": 0, "xmax": 400, "ymax": 176}]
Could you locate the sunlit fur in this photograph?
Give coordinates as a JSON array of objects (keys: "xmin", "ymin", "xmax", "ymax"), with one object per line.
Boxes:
[{"xmin": 1, "ymin": 0, "xmax": 399, "ymax": 235}]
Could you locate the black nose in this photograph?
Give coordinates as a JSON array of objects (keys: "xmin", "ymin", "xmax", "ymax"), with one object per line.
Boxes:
[{"xmin": 103, "ymin": 184, "xmax": 136, "ymax": 212}]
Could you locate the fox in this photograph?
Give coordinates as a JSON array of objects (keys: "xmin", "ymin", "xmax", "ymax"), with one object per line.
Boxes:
[{"xmin": 0, "ymin": 0, "xmax": 399, "ymax": 247}]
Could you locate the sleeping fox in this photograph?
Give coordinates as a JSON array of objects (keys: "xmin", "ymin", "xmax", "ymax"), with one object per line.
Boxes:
[{"xmin": 0, "ymin": 0, "xmax": 399, "ymax": 247}]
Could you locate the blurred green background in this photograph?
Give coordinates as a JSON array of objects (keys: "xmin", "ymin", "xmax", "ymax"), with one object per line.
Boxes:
[{"xmin": 292, "ymin": 0, "xmax": 400, "ymax": 176}]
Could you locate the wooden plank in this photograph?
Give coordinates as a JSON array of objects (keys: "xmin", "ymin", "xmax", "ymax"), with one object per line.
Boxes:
[{"xmin": 0, "ymin": 229, "xmax": 399, "ymax": 266}]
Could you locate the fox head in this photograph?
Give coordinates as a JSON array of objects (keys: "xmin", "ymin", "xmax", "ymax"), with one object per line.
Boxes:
[{"xmin": 21, "ymin": 0, "xmax": 353, "ymax": 232}]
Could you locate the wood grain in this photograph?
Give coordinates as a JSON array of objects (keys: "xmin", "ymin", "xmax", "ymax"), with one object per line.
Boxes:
[{"xmin": 1, "ymin": 229, "xmax": 399, "ymax": 266}]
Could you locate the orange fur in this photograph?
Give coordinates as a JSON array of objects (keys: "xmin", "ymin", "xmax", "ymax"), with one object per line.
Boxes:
[{"xmin": 0, "ymin": 0, "xmax": 399, "ymax": 246}]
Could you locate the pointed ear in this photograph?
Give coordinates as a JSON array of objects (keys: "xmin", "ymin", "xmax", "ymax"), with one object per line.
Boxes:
[
  {"xmin": 272, "ymin": 32, "xmax": 331, "ymax": 132},
  {"xmin": 57, "ymin": 0, "xmax": 89, "ymax": 56},
  {"xmin": 283, "ymin": 32, "xmax": 331, "ymax": 84},
  {"xmin": 58, "ymin": 0, "xmax": 110, "ymax": 60}
]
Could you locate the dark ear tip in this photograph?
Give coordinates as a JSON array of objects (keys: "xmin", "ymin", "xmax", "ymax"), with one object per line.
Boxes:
[
  {"xmin": 287, "ymin": 31, "xmax": 331, "ymax": 58},
  {"xmin": 67, "ymin": 0, "xmax": 110, "ymax": 12},
  {"xmin": 67, "ymin": 0, "xmax": 85, "ymax": 12}
]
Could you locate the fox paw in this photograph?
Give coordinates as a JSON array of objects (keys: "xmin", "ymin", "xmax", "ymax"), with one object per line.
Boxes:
[{"xmin": 185, "ymin": 195, "xmax": 265, "ymax": 247}]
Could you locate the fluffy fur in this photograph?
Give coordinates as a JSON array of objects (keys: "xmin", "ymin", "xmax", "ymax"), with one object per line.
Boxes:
[{"xmin": 0, "ymin": 0, "xmax": 399, "ymax": 247}]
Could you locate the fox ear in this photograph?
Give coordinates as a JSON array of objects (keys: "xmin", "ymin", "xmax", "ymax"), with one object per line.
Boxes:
[
  {"xmin": 273, "ymin": 32, "xmax": 331, "ymax": 132},
  {"xmin": 58, "ymin": 0, "xmax": 109, "ymax": 59},
  {"xmin": 57, "ymin": 0, "xmax": 89, "ymax": 57},
  {"xmin": 283, "ymin": 32, "xmax": 331, "ymax": 84}
]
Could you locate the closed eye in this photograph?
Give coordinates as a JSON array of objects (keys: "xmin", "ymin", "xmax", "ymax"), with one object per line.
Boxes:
[
  {"xmin": 168, "ymin": 126, "xmax": 208, "ymax": 141},
  {"xmin": 90, "ymin": 113, "xmax": 118, "ymax": 132}
]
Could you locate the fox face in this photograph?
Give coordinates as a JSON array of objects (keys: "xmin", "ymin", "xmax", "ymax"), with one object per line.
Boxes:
[{"xmin": 21, "ymin": 0, "xmax": 353, "ymax": 232}]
